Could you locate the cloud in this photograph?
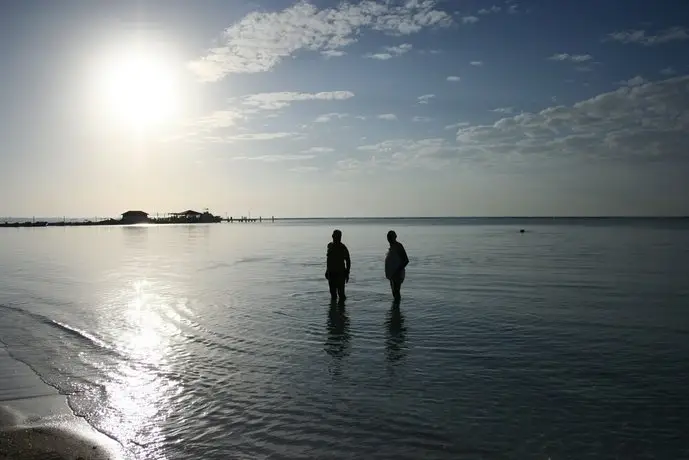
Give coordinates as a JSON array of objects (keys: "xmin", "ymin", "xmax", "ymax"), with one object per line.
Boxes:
[
  {"xmin": 353, "ymin": 138, "xmax": 460, "ymax": 169},
  {"xmin": 364, "ymin": 42, "xmax": 413, "ymax": 60},
  {"xmin": 508, "ymin": 4, "xmax": 518, "ymax": 14},
  {"xmin": 178, "ymin": 90, "xmax": 353, "ymax": 142},
  {"xmin": 412, "ymin": 116, "xmax": 433, "ymax": 122},
  {"xmin": 470, "ymin": 61, "xmax": 484, "ymax": 66},
  {"xmin": 189, "ymin": 110, "xmax": 247, "ymax": 135},
  {"xmin": 225, "ymin": 132, "xmax": 301, "ymax": 142},
  {"xmin": 233, "ymin": 154, "xmax": 316, "ymax": 162},
  {"xmin": 364, "ymin": 53, "xmax": 394, "ymax": 60},
  {"xmin": 462, "ymin": 16, "xmax": 479, "ymax": 24},
  {"xmin": 606, "ymin": 27, "xmax": 689, "ymax": 46},
  {"xmin": 303, "ymin": 147, "xmax": 335, "ymax": 153},
  {"xmin": 314, "ymin": 113, "xmax": 349, "ymax": 123},
  {"xmin": 445, "ymin": 122, "xmax": 470, "ymax": 130},
  {"xmin": 386, "ymin": 43, "xmax": 413, "ymax": 55},
  {"xmin": 660, "ymin": 67, "xmax": 677, "ymax": 76},
  {"xmin": 617, "ymin": 76, "xmax": 647, "ymax": 87},
  {"xmin": 491, "ymin": 107, "xmax": 514, "ymax": 114},
  {"xmin": 321, "ymin": 50, "xmax": 346, "ymax": 58},
  {"xmin": 454, "ymin": 76, "xmax": 689, "ymax": 164},
  {"xmin": 189, "ymin": 0, "xmax": 453, "ymax": 81},
  {"xmin": 447, "ymin": 76, "xmax": 461, "ymax": 82},
  {"xmin": 377, "ymin": 113, "xmax": 398, "ymax": 120},
  {"xmin": 478, "ymin": 5, "xmax": 502, "ymax": 14},
  {"xmin": 418, "ymin": 94, "xmax": 436, "ymax": 104},
  {"xmin": 240, "ymin": 91, "xmax": 354, "ymax": 110},
  {"xmin": 549, "ymin": 53, "xmax": 593, "ymax": 62},
  {"xmin": 290, "ymin": 166, "xmax": 320, "ymax": 173}
]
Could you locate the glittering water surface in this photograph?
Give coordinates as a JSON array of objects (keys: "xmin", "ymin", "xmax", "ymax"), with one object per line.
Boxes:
[{"xmin": 1, "ymin": 219, "xmax": 688, "ymax": 459}]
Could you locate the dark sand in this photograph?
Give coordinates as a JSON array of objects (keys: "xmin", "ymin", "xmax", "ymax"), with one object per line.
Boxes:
[{"xmin": 1, "ymin": 348, "xmax": 126, "ymax": 460}]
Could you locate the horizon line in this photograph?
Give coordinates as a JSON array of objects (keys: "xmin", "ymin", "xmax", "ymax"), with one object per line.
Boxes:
[{"xmin": 2, "ymin": 215, "xmax": 688, "ymax": 220}]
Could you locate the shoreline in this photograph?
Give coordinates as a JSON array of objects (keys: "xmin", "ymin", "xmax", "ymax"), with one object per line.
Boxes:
[{"xmin": 0, "ymin": 346, "xmax": 127, "ymax": 459}]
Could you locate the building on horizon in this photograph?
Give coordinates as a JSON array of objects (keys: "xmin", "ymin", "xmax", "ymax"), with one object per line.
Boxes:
[{"xmin": 120, "ymin": 210, "xmax": 149, "ymax": 224}]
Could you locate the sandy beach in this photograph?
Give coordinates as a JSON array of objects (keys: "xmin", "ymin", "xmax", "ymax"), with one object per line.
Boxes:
[{"xmin": 0, "ymin": 347, "xmax": 125, "ymax": 460}]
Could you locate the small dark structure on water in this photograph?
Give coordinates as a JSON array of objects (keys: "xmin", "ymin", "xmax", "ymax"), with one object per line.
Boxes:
[
  {"xmin": 121, "ymin": 210, "xmax": 150, "ymax": 225},
  {"xmin": 164, "ymin": 209, "xmax": 222, "ymax": 224}
]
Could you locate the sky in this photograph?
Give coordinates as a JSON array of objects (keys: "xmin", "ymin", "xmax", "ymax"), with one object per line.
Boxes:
[{"xmin": 1, "ymin": 0, "xmax": 688, "ymax": 218}]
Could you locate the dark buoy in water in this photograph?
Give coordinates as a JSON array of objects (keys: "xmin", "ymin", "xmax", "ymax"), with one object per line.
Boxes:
[{"xmin": 520, "ymin": 229, "xmax": 525, "ymax": 233}]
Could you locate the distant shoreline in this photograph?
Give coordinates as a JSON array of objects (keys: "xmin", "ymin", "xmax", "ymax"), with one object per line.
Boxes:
[{"xmin": 2, "ymin": 215, "xmax": 687, "ymax": 229}]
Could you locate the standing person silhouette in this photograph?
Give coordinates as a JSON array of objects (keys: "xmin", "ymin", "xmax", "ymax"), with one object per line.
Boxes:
[
  {"xmin": 385, "ymin": 230, "xmax": 409, "ymax": 302},
  {"xmin": 325, "ymin": 229, "xmax": 351, "ymax": 303}
]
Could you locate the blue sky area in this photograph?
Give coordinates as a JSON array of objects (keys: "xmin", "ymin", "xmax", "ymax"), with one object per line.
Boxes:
[{"xmin": 1, "ymin": 0, "xmax": 688, "ymax": 217}]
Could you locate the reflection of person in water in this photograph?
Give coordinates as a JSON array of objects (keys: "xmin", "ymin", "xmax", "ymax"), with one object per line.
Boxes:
[
  {"xmin": 325, "ymin": 229, "xmax": 351, "ymax": 303},
  {"xmin": 385, "ymin": 302, "xmax": 407, "ymax": 364},
  {"xmin": 325, "ymin": 301, "xmax": 351, "ymax": 375}
]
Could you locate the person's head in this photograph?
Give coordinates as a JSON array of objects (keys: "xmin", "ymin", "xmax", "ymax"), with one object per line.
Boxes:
[
  {"xmin": 332, "ymin": 229, "xmax": 342, "ymax": 242},
  {"xmin": 387, "ymin": 230, "xmax": 397, "ymax": 244}
]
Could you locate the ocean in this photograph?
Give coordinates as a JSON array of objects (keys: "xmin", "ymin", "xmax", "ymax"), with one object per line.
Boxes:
[{"xmin": 1, "ymin": 218, "xmax": 688, "ymax": 459}]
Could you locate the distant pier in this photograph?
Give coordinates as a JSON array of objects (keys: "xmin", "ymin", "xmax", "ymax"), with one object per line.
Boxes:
[{"xmin": 1, "ymin": 210, "xmax": 276, "ymax": 228}]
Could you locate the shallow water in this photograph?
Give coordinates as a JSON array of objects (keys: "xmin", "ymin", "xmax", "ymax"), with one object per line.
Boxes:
[{"xmin": 1, "ymin": 219, "xmax": 688, "ymax": 459}]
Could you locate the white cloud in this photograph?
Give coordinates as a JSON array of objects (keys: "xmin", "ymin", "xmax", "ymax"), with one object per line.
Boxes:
[
  {"xmin": 412, "ymin": 116, "xmax": 433, "ymax": 122},
  {"xmin": 618, "ymin": 76, "xmax": 647, "ymax": 87},
  {"xmin": 470, "ymin": 61, "xmax": 484, "ymax": 66},
  {"xmin": 303, "ymin": 147, "xmax": 335, "ymax": 153},
  {"xmin": 660, "ymin": 67, "xmax": 677, "ymax": 76},
  {"xmin": 234, "ymin": 154, "xmax": 316, "ymax": 162},
  {"xmin": 240, "ymin": 91, "xmax": 354, "ymax": 110},
  {"xmin": 454, "ymin": 76, "xmax": 689, "ymax": 163},
  {"xmin": 377, "ymin": 113, "xmax": 398, "ymax": 120},
  {"xmin": 189, "ymin": 0, "xmax": 453, "ymax": 81},
  {"xmin": 478, "ymin": 5, "xmax": 502, "ymax": 14},
  {"xmin": 321, "ymin": 50, "xmax": 346, "ymax": 58},
  {"xmin": 445, "ymin": 122, "xmax": 470, "ymax": 130},
  {"xmin": 290, "ymin": 166, "xmax": 320, "ymax": 173},
  {"xmin": 190, "ymin": 110, "xmax": 247, "ymax": 134},
  {"xmin": 508, "ymin": 4, "xmax": 518, "ymax": 14},
  {"xmin": 364, "ymin": 53, "xmax": 394, "ymax": 60},
  {"xmin": 365, "ymin": 42, "xmax": 413, "ymax": 60},
  {"xmin": 462, "ymin": 16, "xmax": 479, "ymax": 24},
  {"xmin": 418, "ymin": 94, "xmax": 436, "ymax": 104},
  {"xmin": 353, "ymin": 138, "xmax": 459, "ymax": 169},
  {"xmin": 549, "ymin": 53, "xmax": 593, "ymax": 62},
  {"xmin": 314, "ymin": 112, "xmax": 349, "ymax": 123},
  {"xmin": 491, "ymin": 107, "xmax": 514, "ymax": 114},
  {"xmin": 225, "ymin": 132, "xmax": 300, "ymax": 142},
  {"xmin": 447, "ymin": 76, "xmax": 461, "ymax": 82},
  {"xmin": 386, "ymin": 43, "xmax": 413, "ymax": 54},
  {"xmin": 606, "ymin": 27, "xmax": 689, "ymax": 46}
]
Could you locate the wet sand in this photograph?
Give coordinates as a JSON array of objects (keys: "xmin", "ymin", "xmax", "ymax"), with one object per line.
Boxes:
[{"xmin": 0, "ymin": 347, "xmax": 125, "ymax": 460}]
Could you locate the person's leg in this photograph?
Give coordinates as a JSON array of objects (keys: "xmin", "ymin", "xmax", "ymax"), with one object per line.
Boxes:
[
  {"xmin": 392, "ymin": 279, "xmax": 402, "ymax": 301},
  {"xmin": 328, "ymin": 278, "xmax": 337, "ymax": 300},
  {"xmin": 337, "ymin": 277, "xmax": 346, "ymax": 301}
]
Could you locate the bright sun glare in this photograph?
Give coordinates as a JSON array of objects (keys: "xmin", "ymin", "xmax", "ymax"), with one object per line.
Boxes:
[{"xmin": 96, "ymin": 46, "xmax": 180, "ymax": 129}]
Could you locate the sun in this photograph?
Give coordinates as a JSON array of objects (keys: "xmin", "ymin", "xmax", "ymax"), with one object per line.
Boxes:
[{"xmin": 95, "ymin": 46, "xmax": 180, "ymax": 130}]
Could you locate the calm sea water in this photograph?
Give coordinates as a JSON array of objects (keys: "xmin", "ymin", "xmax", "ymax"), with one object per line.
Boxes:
[{"xmin": 1, "ymin": 218, "xmax": 688, "ymax": 459}]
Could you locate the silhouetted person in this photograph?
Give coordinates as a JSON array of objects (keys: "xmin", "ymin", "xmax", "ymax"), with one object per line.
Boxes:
[
  {"xmin": 325, "ymin": 229, "xmax": 351, "ymax": 302},
  {"xmin": 385, "ymin": 230, "xmax": 409, "ymax": 302}
]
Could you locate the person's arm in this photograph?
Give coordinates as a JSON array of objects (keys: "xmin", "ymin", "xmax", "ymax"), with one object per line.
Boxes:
[
  {"xmin": 325, "ymin": 243, "xmax": 331, "ymax": 279},
  {"xmin": 344, "ymin": 245, "xmax": 351, "ymax": 280},
  {"xmin": 398, "ymin": 243, "xmax": 409, "ymax": 270}
]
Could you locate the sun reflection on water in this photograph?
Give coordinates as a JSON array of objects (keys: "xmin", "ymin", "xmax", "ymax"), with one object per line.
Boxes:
[{"xmin": 99, "ymin": 279, "xmax": 184, "ymax": 458}]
